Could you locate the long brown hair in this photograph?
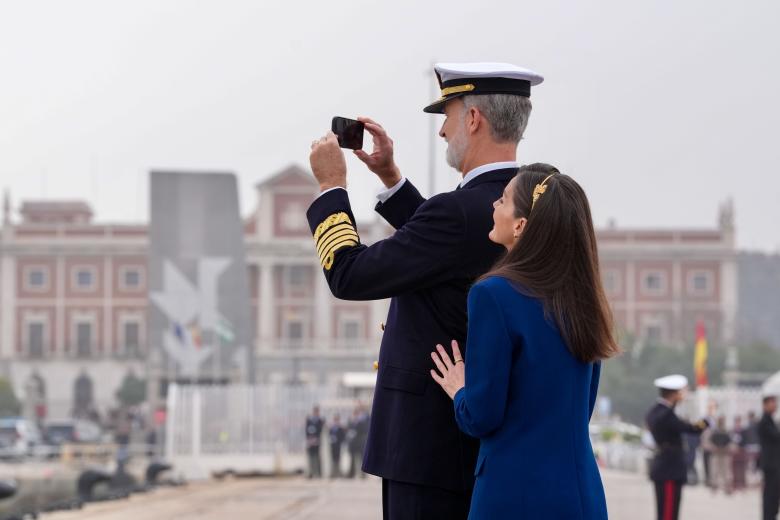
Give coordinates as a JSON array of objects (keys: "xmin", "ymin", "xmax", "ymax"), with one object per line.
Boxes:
[{"xmin": 480, "ymin": 163, "xmax": 620, "ymax": 363}]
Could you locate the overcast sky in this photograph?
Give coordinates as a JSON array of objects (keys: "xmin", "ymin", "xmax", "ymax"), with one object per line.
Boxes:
[{"xmin": 1, "ymin": 0, "xmax": 778, "ymax": 251}]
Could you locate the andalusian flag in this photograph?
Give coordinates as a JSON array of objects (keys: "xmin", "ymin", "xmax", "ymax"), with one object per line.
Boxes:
[
  {"xmin": 215, "ymin": 318, "xmax": 235, "ymax": 344},
  {"xmin": 693, "ymin": 321, "xmax": 708, "ymax": 387}
]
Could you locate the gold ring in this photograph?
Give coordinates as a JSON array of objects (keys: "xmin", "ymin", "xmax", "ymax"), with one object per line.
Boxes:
[{"xmin": 454, "ymin": 358, "xmax": 463, "ymax": 364}]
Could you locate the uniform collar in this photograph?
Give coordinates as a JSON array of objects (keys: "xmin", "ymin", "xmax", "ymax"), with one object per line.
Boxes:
[
  {"xmin": 459, "ymin": 161, "xmax": 519, "ymax": 188},
  {"xmin": 657, "ymin": 398, "xmax": 675, "ymax": 409}
]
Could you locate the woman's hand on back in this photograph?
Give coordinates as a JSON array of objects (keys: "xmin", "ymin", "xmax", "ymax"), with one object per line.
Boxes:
[{"xmin": 430, "ymin": 340, "xmax": 465, "ymax": 400}]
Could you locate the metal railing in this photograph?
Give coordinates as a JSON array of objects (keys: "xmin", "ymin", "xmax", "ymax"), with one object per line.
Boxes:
[{"xmin": 166, "ymin": 383, "xmax": 361, "ymax": 458}]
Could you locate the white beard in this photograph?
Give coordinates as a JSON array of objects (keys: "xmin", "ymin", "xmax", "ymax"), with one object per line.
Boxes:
[{"xmin": 445, "ymin": 128, "xmax": 468, "ymax": 173}]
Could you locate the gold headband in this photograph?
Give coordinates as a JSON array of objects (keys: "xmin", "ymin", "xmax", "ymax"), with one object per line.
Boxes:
[{"xmin": 531, "ymin": 173, "xmax": 556, "ymax": 210}]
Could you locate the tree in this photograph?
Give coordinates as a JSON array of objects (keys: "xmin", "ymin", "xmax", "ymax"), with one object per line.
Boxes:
[
  {"xmin": 0, "ymin": 378, "xmax": 20, "ymax": 417},
  {"xmin": 115, "ymin": 372, "xmax": 147, "ymax": 408},
  {"xmin": 735, "ymin": 341, "xmax": 780, "ymax": 373},
  {"xmin": 598, "ymin": 333, "xmax": 775, "ymax": 425}
]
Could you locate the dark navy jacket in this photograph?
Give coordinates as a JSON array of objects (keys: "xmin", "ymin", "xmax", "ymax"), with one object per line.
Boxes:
[
  {"xmin": 305, "ymin": 169, "xmax": 515, "ymax": 492},
  {"xmin": 645, "ymin": 401, "xmax": 707, "ymax": 482},
  {"xmin": 758, "ymin": 412, "xmax": 780, "ymax": 471}
]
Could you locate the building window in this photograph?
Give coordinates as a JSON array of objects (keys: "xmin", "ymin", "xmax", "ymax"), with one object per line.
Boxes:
[
  {"xmin": 641, "ymin": 271, "xmax": 667, "ymax": 295},
  {"xmin": 645, "ymin": 325, "xmax": 663, "ymax": 344},
  {"xmin": 640, "ymin": 314, "xmax": 667, "ymax": 345},
  {"xmin": 123, "ymin": 321, "xmax": 141, "ymax": 357},
  {"xmin": 281, "ymin": 317, "xmax": 306, "ymax": 350},
  {"xmin": 24, "ymin": 267, "xmax": 49, "ymax": 292},
  {"xmin": 27, "ymin": 322, "xmax": 45, "ymax": 359},
  {"xmin": 602, "ymin": 270, "xmax": 621, "ymax": 295},
  {"xmin": 688, "ymin": 270, "xmax": 713, "ymax": 296},
  {"xmin": 119, "ymin": 266, "xmax": 144, "ymax": 291},
  {"xmin": 75, "ymin": 322, "xmax": 92, "ymax": 358},
  {"xmin": 335, "ymin": 312, "xmax": 364, "ymax": 350},
  {"xmin": 287, "ymin": 265, "xmax": 310, "ymax": 289},
  {"xmin": 287, "ymin": 320, "xmax": 304, "ymax": 340},
  {"xmin": 72, "ymin": 266, "xmax": 96, "ymax": 291},
  {"xmin": 124, "ymin": 270, "xmax": 140, "ymax": 288},
  {"xmin": 342, "ymin": 321, "xmax": 360, "ymax": 340}
]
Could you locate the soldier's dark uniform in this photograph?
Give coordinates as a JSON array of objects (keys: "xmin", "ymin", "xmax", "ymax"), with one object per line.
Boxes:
[
  {"xmin": 645, "ymin": 399, "xmax": 707, "ymax": 520},
  {"xmin": 305, "ymin": 414, "xmax": 325, "ymax": 478},
  {"xmin": 307, "ymin": 169, "xmax": 514, "ymax": 518},
  {"xmin": 759, "ymin": 408, "xmax": 780, "ymax": 520}
]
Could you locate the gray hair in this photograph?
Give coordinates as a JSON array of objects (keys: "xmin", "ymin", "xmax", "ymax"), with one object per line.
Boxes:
[{"xmin": 462, "ymin": 94, "xmax": 532, "ymax": 144}]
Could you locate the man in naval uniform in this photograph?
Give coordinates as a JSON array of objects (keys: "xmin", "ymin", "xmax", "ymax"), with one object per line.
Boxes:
[
  {"xmin": 306, "ymin": 62, "xmax": 543, "ymax": 519},
  {"xmin": 645, "ymin": 374, "xmax": 710, "ymax": 520},
  {"xmin": 759, "ymin": 394, "xmax": 780, "ymax": 520}
]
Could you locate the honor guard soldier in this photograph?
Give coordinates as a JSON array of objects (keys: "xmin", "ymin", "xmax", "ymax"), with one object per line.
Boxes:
[
  {"xmin": 759, "ymin": 394, "xmax": 780, "ymax": 520},
  {"xmin": 307, "ymin": 62, "xmax": 543, "ymax": 519},
  {"xmin": 305, "ymin": 406, "xmax": 325, "ymax": 479},
  {"xmin": 645, "ymin": 375, "xmax": 709, "ymax": 520}
]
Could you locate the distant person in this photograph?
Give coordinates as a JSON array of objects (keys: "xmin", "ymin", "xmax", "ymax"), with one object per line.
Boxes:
[
  {"xmin": 430, "ymin": 168, "xmax": 619, "ymax": 518},
  {"xmin": 328, "ymin": 414, "xmax": 345, "ymax": 478},
  {"xmin": 731, "ymin": 415, "xmax": 748, "ymax": 491},
  {"xmin": 706, "ymin": 416, "xmax": 733, "ymax": 494},
  {"xmin": 759, "ymin": 395, "xmax": 780, "ymax": 520},
  {"xmin": 745, "ymin": 411, "xmax": 761, "ymax": 474},
  {"xmin": 115, "ymin": 408, "xmax": 132, "ymax": 463},
  {"xmin": 346, "ymin": 406, "xmax": 369, "ymax": 479},
  {"xmin": 645, "ymin": 375, "xmax": 709, "ymax": 520},
  {"xmin": 683, "ymin": 432, "xmax": 701, "ymax": 485},
  {"xmin": 701, "ymin": 400, "xmax": 719, "ymax": 487},
  {"xmin": 145, "ymin": 428, "xmax": 158, "ymax": 458},
  {"xmin": 305, "ymin": 406, "xmax": 325, "ymax": 479}
]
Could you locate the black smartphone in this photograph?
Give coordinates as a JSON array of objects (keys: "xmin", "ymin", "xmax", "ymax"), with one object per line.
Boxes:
[{"xmin": 331, "ymin": 116, "xmax": 365, "ymax": 150}]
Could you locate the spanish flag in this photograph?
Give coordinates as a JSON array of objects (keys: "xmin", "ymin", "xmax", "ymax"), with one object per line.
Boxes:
[{"xmin": 694, "ymin": 321, "xmax": 708, "ymax": 387}]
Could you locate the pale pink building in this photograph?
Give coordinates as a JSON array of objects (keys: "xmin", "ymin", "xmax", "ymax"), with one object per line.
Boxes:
[
  {"xmin": 0, "ymin": 166, "xmax": 389, "ymax": 419},
  {"xmin": 597, "ymin": 201, "xmax": 737, "ymax": 347},
  {"xmin": 0, "ymin": 166, "xmax": 737, "ymax": 419}
]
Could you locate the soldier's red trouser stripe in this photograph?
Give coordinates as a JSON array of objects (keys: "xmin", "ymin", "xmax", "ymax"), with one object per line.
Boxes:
[{"xmin": 663, "ymin": 480, "xmax": 675, "ymax": 520}]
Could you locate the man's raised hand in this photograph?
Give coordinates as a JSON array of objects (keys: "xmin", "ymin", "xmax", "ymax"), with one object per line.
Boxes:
[
  {"xmin": 309, "ymin": 131, "xmax": 347, "ymax": 192},
  {"xmin": 353, "ymin": 117, "xmax": 402, "ymax": 189}
]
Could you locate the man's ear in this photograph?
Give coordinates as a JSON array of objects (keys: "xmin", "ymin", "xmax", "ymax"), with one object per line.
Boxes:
[{"xmin": 466, "ymin": 106, "xmax": 481, "ymax": 135}]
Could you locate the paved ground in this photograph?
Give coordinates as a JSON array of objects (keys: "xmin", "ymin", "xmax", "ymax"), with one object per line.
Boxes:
[{"xmin": 44, "ymin": 470, "xmax": 758, "ymax": 519}]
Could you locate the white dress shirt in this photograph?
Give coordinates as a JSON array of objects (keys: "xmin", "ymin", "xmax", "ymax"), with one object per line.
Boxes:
[{"xmin": 375, "ymin": 161, "xmax": 519, "ymax": 203}]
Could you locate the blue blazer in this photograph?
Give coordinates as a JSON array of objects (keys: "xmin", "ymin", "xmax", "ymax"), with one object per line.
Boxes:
[
  {"xmin": 454, "ymin": 277, "xmax": 607, "ymax": 520},
  {"xmin": 306, "ymin": 170, "xmax": 515, "ymax": 492}
]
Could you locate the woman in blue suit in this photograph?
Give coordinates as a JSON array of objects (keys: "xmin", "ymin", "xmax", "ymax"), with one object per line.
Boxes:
[{"xmin": 431, "ymin": 163, "xmax": 620, "ymax": 519}]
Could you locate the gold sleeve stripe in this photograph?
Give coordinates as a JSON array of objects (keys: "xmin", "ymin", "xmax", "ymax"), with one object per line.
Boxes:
[
  {"xmin": 319, "ymin": 236, "xmax": 359, "ymax": 264},
  {"xmin": 315, "ymin": 222, "xmax": 358, "ymax": 252},
  {"xmin": 317, "ymin": 228, "xmax": 359, "ymax": 258},
  {"xmin": 321, "ymin": 238, "xmax": 358, "ymax": 270},
  {"xmin": 314, "ymin": 212, "xmax": 353, "ymax": 242}
]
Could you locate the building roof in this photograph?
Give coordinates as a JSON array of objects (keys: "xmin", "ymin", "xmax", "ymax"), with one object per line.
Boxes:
[
  {"xmin": 20, "ymin": 200, "xmax": 93, "ymax": 214},
  {"xmin": 255, "ymin": 164, "xmax": 317, "ymax": 189},
  {"xmin": 19, "ymin": 200, "xmax": 93, "ymax": 223}
]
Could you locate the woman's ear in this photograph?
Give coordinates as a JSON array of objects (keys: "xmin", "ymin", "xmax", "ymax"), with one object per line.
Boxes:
[{"xmin": 513, "ymin": 217, "xmax": 527, "ymax": 239}]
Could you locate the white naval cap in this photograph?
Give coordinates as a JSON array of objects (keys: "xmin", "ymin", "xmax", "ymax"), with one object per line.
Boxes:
[
  {"xmin": 653, "ymin": 374, "xmax": 689, "ymax": 391},
  {"xmin": 424, "ymin": 62, "xmax": 544, "ymax": 114}
]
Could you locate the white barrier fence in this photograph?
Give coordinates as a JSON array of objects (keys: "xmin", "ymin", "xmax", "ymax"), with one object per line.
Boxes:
[
  {"xmin": 593, "ymin": 386, "xmax": 764, "ymax": 477},
  {"xmin": 682, "ymin": 386, "xmax": 763, "ymax": 422},
  {"xmin": 165, "ymin": 384, "xmax": 364, "ymax": 480}
]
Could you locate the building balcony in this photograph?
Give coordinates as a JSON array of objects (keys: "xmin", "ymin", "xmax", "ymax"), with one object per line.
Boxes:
[{"xmin": 16, "ymin": 345, "xmax": 146, "ymax": 362}]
